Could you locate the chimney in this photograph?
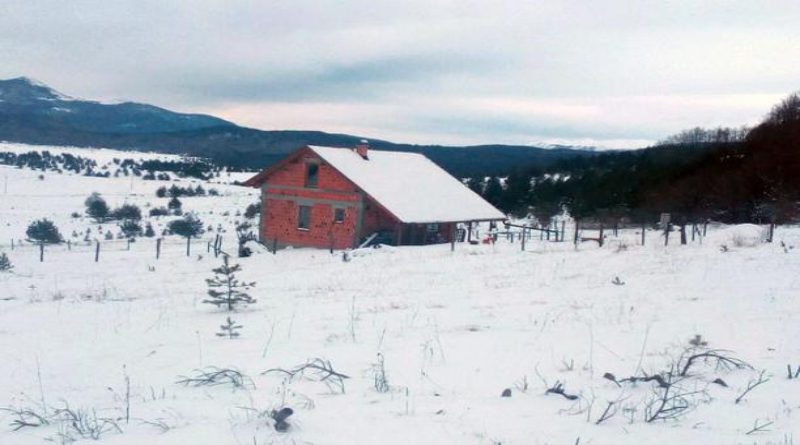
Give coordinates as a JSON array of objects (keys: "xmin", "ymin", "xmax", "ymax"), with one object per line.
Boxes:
[{"xmin": 355, "ymin": 139, "xmax": 369, "ymax": 160}]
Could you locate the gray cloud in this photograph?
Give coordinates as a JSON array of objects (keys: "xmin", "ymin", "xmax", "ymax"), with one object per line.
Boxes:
[{"xmin": 1, "ymin": 0, "xmax": 798, "ymax": 147}]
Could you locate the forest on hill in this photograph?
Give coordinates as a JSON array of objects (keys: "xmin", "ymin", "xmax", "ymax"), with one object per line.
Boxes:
[{"xmin": 475, "ymin": 93, "xmax": 800, "ymax": 224}]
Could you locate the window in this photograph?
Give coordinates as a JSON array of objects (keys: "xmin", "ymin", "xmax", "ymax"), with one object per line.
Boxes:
[
  {"xmin": 426, "ymin": 223, "xmax": 439, "ymax": 233},
  {"xmin": 298, "ymin": 205, "xmax": 311, "ymax": 230},
  {"xmin": 305, "ymin": 163, "xmax": 319, "ymax": 188},
  {"xmin": 334, "ymin": 208, "xmax": 345, "ymax": 223}
]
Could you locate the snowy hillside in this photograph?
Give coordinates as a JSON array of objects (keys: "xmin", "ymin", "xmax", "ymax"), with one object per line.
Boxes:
[{"xmin": 0, "ymin": 146, "xmax": 799, "ymax": 445}]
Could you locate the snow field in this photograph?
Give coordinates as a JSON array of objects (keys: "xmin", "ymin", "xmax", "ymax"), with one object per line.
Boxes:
[{"xmin": 0, "ymin": 145, "xmax": 798, "ymax": 445}]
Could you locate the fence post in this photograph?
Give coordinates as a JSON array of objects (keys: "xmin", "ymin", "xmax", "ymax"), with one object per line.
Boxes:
[
  {"xmin": 664, "ymin": 223, "xmax": 671, "ymax": 246},
  {"xmin": 521, "ymin": 228, "xmax": 526, "ymax": 251},
  {"xmin": 768, "ymin": 223, "xmax": 775, "ymax": 243},
  {"xmin": 156, "ymin": 238, "xmax": 161, "ymax": 259},
  {"xmin": 703, "ymin": 221, "xmax": 708, "ymax": 237},
  {"xmin": 272, "ymin": 238, "xmax": 278, "ymax": 255},
  {"xmin": 680, "ymin": 225, "xmax": 687, "ymax": 245},
  {"xmin": 691, "ymin": 223, "xmax": 696, "ymax": 242},
  {"xmin": 599, "ymin": 224, "xmax": 604, "ymax": 247},
  {"xmin": 641, "ymin": 223, "xmax": 646, "ymax": 246},
  {"xmin": 39, "ymin": 243, "xmax": 44, "ymax": 262},
  {"xmin": 95, "ymin": 240, "xmax": 100, "ymax": 262},
  {"xmin": 573, "ymin": 220, "xmax": 579, "ymax": 245},
  {"xmin": 127, "ymin": 239, "xmax": 132, "ymax": 251},
  {"xmin": 11, "ymin": 239, "xmax": 14, "ymax": 250},
  {"xmin": 67, "ymin": 240, "xmax": 71, "ymax": 251},
  {"xmin": 186, "ymin": 237, "xmax": 191, "ymax": 257},
  {"xmin": 613, "ymin": 222, "xmax": 618, "ymax": 237}
]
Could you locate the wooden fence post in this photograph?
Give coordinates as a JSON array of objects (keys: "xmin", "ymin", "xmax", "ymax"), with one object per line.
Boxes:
[
  {"xmin": 560, "ymin": 221, "xmax": 566, "ymax": 242},
  {"xmin": 664, "ymin": 223, "xmax": 671, "ymax": 246},
  {"xmin": 613, "ymin": 222, "xmax": 618, "ymax": 237},
  {"xmin": 95, "ymin": 240, "xmax": 100, "ymax": 262},
  {"xmin": 156, "ymin": 238, "xmax": 162, "ymax": 259},
  {"xmin": 521, "ymin": 228, "xmax": 526, "ymax": 251},
  {"xmin": 573, "ymin": 220, "xmax": 579, "ymax": 245},
  {"xmin": 599, "ymin": 224, "xmax": 604, "ymax": 247},
  {"xmin": 691, "ymin": 223, "xmax": 696, "ymax": 242},
  {"xmin": 703, "ymin": 221, "xmax": 708, "ymax": 237},
  {"xmin": 768, "ymin": 223, "xmax": 775, "ymax": 243},
  {"xmin": 127, "ymin": 239, "xmax": 132, "ymax": 251},
  {"xmin": 272, "ymin": 238, "xmax": 278, "ymax": 255},
  {"xmin": 641, "ymin": 223, "xmax": 646, "ymax": 246},
  {"xmin": 680, "ymin": 225, "xmax": 687, "ymax": 245},
  {"xmin": 67, "ymin": 240, "xmax": 71, "ymax": 251},
  {"xmin": 39, "ymin": 243, "xmax": 44, "ymax": 262},
  {"xmin": 11, "ymin": 239, "xmax": 14, "ymax": 250},
  {"xmin": 186, "ymin": 237, "xmax": 191, "ymax": 257}
]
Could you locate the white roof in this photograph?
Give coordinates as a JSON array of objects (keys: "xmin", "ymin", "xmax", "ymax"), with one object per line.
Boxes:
[{"xmin": 309, "ymin": 145, "xmax": 506, "ymax": 223}]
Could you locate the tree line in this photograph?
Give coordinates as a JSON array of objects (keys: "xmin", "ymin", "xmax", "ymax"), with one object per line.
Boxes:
[{"xmin": 470, "ymin": 92, "xmax": 800, "ymax": 224}]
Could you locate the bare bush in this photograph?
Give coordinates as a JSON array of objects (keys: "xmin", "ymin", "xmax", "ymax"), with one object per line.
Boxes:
[
  {"xmin": 52, "ymin": 404, "xmax": 122, "ymax": 441},
  {"xmin": 263, "ymin": 358, "xmax": 349, "ymax": 394},
  {"xmin": 176, "ymin": 367, "xmax": 254, "ymax": 389}
]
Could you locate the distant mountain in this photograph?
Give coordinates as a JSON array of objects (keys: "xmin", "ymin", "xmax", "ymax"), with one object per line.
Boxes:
[
  {"xmin": 0, "ymin": 77, "xmax": 597, "ymax": 176},
  {"xmin": 0, "ymin": 77, "xmax": 234, "ymax": 134}
]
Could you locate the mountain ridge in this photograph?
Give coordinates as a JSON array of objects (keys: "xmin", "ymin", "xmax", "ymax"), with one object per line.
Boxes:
[{"xmin": 0, "ymin": 77, "xmax": 598, "ymax": 176}]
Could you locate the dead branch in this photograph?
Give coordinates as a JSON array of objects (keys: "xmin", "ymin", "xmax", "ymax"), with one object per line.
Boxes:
[
  {"xmin": 735, "ymin": 370, "xmax": 770, "ymax": 404},
  {"xmin": 619, "ymin": 373, "xmax": 670, "ymax": 388},
  {"xmin": 545, "ymin": 381, "xmax": 579, "ymax": 400},
  {"xmin": 263, "ymin": 358, "xmax": 349, "ymax": 394},
  {"xmin": 679, "ymin": 349, "xmax": 750, "ymax": 377},
  {"xmin": 595, "ymin": 401, "xmax": 617, "ymax": 425},
  {"xmin": 0, "ymin": 407, "xmax": 50, "ymax": 431},
  {"xmin": 745, "ymin": 418, "xmax": 774, "ymax": 435}
]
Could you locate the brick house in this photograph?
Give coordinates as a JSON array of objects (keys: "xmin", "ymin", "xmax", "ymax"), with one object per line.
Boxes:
[{"xmin": 243, "ymin": 142, "xmax": 506, "ymax": 249}]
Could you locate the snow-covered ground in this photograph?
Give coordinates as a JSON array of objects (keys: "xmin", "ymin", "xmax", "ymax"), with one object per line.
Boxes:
[{"xmin": 1, "ymin": 146, "xmax": 799, "ymax": 445}]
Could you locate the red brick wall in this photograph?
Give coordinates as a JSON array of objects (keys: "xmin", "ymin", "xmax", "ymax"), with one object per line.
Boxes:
[
  {"xmin": 267, "ymin": 150, "xmax": 359, "ymax": 192},
  {"xmin": 362, "ymin": 199, "xmax": 398, "ymax": 238},
  {"xmin": 261, "ymin": 198, "xmax": 359, "ymax": 250},
  {"xmin": 260, "ymin": 150, "xmax": 368, "ymax": 249}
]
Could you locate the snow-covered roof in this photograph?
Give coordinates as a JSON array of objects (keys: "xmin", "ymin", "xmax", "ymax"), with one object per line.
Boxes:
[{"xmin": 306, "ymin": 145, "xmax": 505, "ymax": 223}]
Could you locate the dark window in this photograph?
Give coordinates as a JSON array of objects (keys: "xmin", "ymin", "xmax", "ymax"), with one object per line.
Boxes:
[
  {"xmin": 305, "ymin": 163, "xmax": 319, "ymax": 188},
  {"xmin": 298, "ymin": 205, "xmax": 311, "ymax": 230},
  {"xmin": 426, "ymin": 223, "xmax": 439, "ymax": 233},
  {"xmin": 334, "ymin": 208, "xmax": 345, "ymax": 223}
]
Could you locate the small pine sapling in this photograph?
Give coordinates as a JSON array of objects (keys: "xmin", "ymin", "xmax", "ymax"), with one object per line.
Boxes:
[
  {"xmin": 203, "ymin": 255, "xmax": 256, "ymax": 311},
  {"xmin": 0, "ymin": 252, "xmax": 13, "ymax": 272},
  {"xmin": 216, "ymin": 317, "xmax": 242, "ymax": 339}
]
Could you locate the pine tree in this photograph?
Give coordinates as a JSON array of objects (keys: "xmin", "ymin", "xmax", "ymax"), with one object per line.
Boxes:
[
  {"xmin": 203, "ymin": 255, "xmax": 256, "ymax": 311},
  {"xmin": 85, "ymin": 192, "xmax": 110, "ymax": 221},
  {"xmin": 216, "ymin": 317, "xmax": 242, "ymax": 339},
  {"xmin": 168, "ymin": 196, "xmax": 182, "ymax": 211},
  {"xmin": 26, "ymin": 219, "xmax": 63, "ymax": 244},
  {"xmin": 0, "ymin": 252, "xmax": 13, "ymax": 272},
  {"xmin": 144, "ymin": 223, "xmax": 156, "ymax": 237}
]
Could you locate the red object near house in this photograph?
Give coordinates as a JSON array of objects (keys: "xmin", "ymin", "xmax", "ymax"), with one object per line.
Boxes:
[{"xmin": 243, "ymin": 142, "xmax": 506, "ymax": 250}]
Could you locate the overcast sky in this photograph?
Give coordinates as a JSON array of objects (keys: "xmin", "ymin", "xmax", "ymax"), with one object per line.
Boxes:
[{"xmin": 1, "ymin": 1, "xmax": 798, "ymax": 148}]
